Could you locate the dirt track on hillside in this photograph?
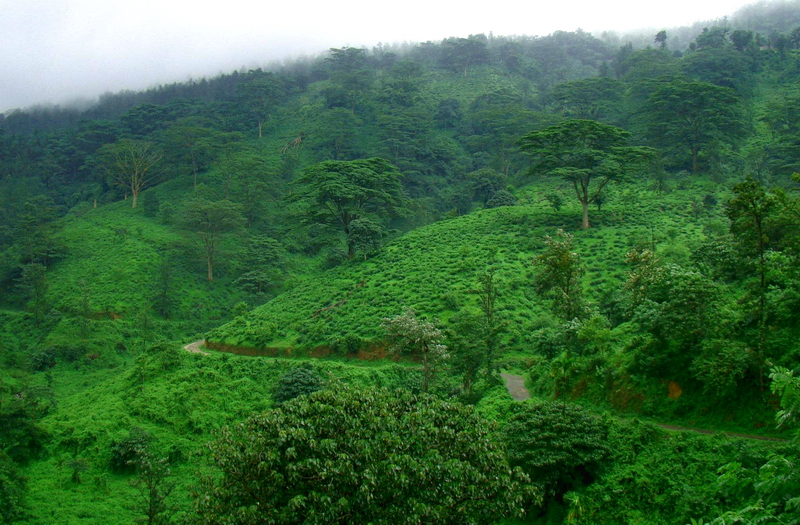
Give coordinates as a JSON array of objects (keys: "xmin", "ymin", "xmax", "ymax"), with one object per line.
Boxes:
[
  {"xmin": 499, "ymin": 372, "xmax": 786, "ymax": 442},
  {"xmin": 183, "ymin": 340, "xmax": 208, "ymax": 355}
]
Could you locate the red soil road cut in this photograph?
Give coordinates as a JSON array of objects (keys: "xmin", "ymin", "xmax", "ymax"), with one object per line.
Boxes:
[{"xmin": 499, "ymin": 373, "xmax": 785, "ymax": 442}]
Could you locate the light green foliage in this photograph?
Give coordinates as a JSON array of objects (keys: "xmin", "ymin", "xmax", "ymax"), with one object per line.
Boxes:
[
  {"xmin": 191, "ymin": 387, "xmax": 532, "ymax": 524},
  {"xmin": 4, "ymin": 18, "xmax": 800, "ymax": 523}
]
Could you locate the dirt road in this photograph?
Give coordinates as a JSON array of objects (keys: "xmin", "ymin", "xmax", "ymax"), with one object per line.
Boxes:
[
  {"xmin": 183, "ymin": 340, "xmax": 208, "ymax": 355},
  {"xmin": 499, "ymin": 372, "xmax": 785, "ymax": 441}
]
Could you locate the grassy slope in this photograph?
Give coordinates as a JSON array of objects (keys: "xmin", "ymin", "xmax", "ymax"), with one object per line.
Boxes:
[
  {"xmin": 18, "ymin": 348, "xmax": 419, "ymax": 524},
  {"xmin": 208, "ymin": 174, "xmax": 723, "ymax": 351}
]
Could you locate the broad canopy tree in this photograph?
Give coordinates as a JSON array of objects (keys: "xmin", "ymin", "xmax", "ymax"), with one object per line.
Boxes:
[
  {"xmin": 291, "ymin": 157, "xmax": 409, "ymax": 259},
  {"xmin": 190, "ymin": 387, "xmax": 531, "ymax": 524},
  {"xmin": 519, "ymin": 119, "xmax": 655, "ymax": 228},
  {"xmin": 642, "ymin": 79, "xmax": 743, "ymax": 172}
]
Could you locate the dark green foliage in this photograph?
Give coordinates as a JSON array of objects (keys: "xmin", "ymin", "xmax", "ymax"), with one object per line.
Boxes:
[
  {"xmin": 180, "ymin": 196, "xmax": 244, "ymax": 281},
  {"xmin": 641, "ymin": 80, "xmax": 743, "ymax": 172},
  {"xmin": 573, "ymin": 422, "xmax": 773, "ymax": 524},
  {"xmin": 28, "ymin": 347, "xmax": 56, "ymax": 371},
  {"xmin": 549, "ymin": 77, "xmax": 625, "ymax": 123},
  {"xmin": 520, "ymin": 119, "xmax": 656, "ymax": 228},
  {"xmin": 235, "ymin": 235, "xmax": 284, "ymax": 295},
  {"xmin": 191, "ymin": 387, "xmax": 531, "ymax": 524},
  {"xmin": 141, "ymin": 190, "xmax": 160, "ymax": 218},
  {"xmin": 3, "ymin": 14, "xmax": 800, "ymax": 522},
  {"xmin": 109, "ymin": 427, "xmax": 152, "ymax": 473},
  {"xmin": 534, "ymin": 230, "xmax": 585, "ymax": 321},
  {"xmin": 503, "ymin": 401, "xmax": 610, "ymax": 498},
  {"xmin": 0, "ymin": 452, "xmax": 26, "ymax": 523},
  {"xmin": 291, "ymin": 157, "xmax": 409, "ymax": 260},
  {"xmin": 486, "ymin": 189, "xmax": 516, "ymax": 208},
  {"xmin": 272, "ymin": 366, "xmax": 324, "ymax": 404}
]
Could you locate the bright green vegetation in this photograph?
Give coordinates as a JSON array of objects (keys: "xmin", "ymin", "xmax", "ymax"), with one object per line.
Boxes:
[{"xmin": 2, "ymin": 3, "xmax": 800, "ymax": 523}]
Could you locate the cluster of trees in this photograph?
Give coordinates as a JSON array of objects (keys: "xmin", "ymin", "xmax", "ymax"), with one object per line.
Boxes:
[{"xmin": 522, "ymin": 174, "xmax": 800, "ymax": 409}]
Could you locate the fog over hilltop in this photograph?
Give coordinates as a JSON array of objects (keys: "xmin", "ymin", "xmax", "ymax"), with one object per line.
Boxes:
[{"xmin": 0, "ymin": 0, "xmax": 761, "ymax": 112}]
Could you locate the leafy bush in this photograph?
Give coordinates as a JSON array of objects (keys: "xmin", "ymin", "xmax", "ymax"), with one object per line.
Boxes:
[
  {"xmin": 28, "ymin": 348, "xmax": 56, "ymax": 371},
  {"xmin": 272, "ymin": 366, "xmax": 324, "ymax": 404},
  {"xmin": 486, "ymin": 189, "xmax": 517, "ymax": 208},
  {"xmin": 109, "ymin": 427, "xmax": 151, "ymax": 473},
  {"xmin": 192, "ymin": 387, "xmax": 532, "ymax": 524},
  {"xmin": 0, "ymin": 452, "xmax": 27, "ymax": 524},
  {"xmin": 503, "ymin": 400, "xmax": 610, "ymax": 498}
]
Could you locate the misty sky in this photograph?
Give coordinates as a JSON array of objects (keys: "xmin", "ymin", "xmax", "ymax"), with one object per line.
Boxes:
[{"xmin": 0, "ymin": 0, "xmax": 754, "ymax": 113}]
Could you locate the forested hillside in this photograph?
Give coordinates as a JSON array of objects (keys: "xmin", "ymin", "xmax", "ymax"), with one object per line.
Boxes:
[{"xmin": 2, "ymin": 2, "xmax": 800, "ymax": 523}]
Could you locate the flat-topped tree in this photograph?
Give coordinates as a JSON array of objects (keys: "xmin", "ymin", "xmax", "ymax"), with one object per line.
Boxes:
[
  {"xmin": 519, "ymin": 119, "xmax": 656, "ymax": 228},
  {"xmin": 291, "ymin": 157, "xmax": 409, "ymax": 260}
]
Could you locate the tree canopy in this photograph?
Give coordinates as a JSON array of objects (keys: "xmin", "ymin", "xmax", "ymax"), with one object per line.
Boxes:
[
  {"xmin": 519, "ymin": 119, "xmax": 656, "ymax": 228},
  {"xmin": 190, "ymin": 387, "xmax": 531, "ymax": 524},
  {"xmin": 291, "ymin": 157, "xmax": 409, "ymax": 259}
]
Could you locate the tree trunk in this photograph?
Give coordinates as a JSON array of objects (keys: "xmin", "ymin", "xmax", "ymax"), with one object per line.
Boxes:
[
  {"xmin": 422, "ymin": 350, "xmax": 429, "ymax": 393},
  {"xmin": 691, "ymin": 147, "xmax": 699, "ymax": 173},
  {"xmin": 581, "ymin": 200, "xmax": 590, "ymax": 229},
  {"xmin": 132, "ymin": 191, "xmax": 138, "ymax": 209},
  {"xmin": 207, "ymin": 258, "xmax": 213, "ymax": 282}
]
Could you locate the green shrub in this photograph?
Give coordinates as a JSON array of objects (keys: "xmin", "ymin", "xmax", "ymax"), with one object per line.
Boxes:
[
  {"xmin": 109, "ymin": 427, "xmax": 151, "ymax": 473},
  {"xmin": 273, "ymin": 366, "xmax": 325, "ymax": 404},
  {"xmin": 503, "ymin": 400, "xmax": 610, "ymax": 498}
]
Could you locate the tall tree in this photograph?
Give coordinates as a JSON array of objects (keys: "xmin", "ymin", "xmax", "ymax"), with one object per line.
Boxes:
[
  {"xmin": 290, "ymin": 158, "xmax": 409, "ymax": 260},
  {"xmin": 549, "ymin": 77, "xmax": 625, "ymax": 123},
  {"xmin": 519, "ymin": 119, "xmax": 655, "ymax": 228},
  {"xmin": 96, "ymin": 139, "xmax": 163, "ymax": 208},
  {"xmin": 533, "ymin": 230, "xmax": 585, "ymax": 321},
  {"xmin": 641, "ymin": 80, "xmax": 743, "ymax": 173},
  {"xmin": 382, "ymin": 308, "xmax": 448, "ymax": 393},
  {"xmin": 726, "ymin": 176, "xmax": 777, "ymax": 388},
  {"xmin": 235, "ymin": 71, "xmax": 287, "ymax": 138},
  {"xmin": 181, "ymin": 198, "xmax": 244, "ymax": 281}
]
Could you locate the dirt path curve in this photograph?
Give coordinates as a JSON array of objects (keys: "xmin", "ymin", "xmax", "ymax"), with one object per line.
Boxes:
[
  {"xmin": 501, "ymin": 372, "xmax": 531, "ymax": 401},
  {"xmin": 499, "ymin": 373, "xmax": 785, "ymax": 442},
  {"xmin": 183, "ymin": 340, "xmax": 209, "ymax": 355}
]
